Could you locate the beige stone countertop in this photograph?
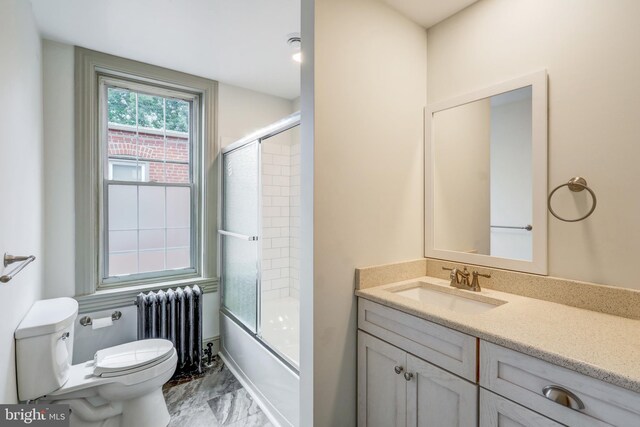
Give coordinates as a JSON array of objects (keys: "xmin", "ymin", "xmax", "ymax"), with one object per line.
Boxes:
[{"xmin": 356, "ymin": 276, "xmax": 640, "ymax": 393}]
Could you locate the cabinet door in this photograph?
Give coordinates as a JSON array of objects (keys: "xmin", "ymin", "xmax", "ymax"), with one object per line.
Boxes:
[
  {"xmin": 358, "ymin": 331, "xmax": 407, "ymax": 427},
  {"xmin": 406, "ymin": 354, "xmax": 477, "ymax": 427},
  {"xmin": 480, "ymin": 389, "xmax": 563, "ymax": 427}
]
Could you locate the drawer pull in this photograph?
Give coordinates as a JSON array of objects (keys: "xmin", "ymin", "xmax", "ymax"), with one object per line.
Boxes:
[
  {"xmin": 404, "ymin": 372, "xmax": 414, "ymax": 381},
  {"xmin": 394, "ymin": 366, "xmax": 404, "ymax": 375},
  {"xmin": 542, "ymin": 385, "xmax": 585, "ymax": 410}
]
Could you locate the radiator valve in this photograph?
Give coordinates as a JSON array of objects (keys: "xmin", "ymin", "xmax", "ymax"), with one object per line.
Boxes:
[{"xmin": 204, "ymin": 342, "xmax": 214, "ymax": 365}]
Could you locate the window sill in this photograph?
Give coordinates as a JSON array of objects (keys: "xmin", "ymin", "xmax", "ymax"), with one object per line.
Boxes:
[{"xmin": 75, "ymin": 276, "xmax": 219, "ymax": 314}]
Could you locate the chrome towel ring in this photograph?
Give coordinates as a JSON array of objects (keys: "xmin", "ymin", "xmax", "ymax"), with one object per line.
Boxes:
[{"xmin": 548, "ymin": 177, "xmax": 597, "ymax": 222}]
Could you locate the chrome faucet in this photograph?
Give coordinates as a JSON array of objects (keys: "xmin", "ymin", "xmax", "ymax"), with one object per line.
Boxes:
[
  {"xmin": 443, "ymin": 266, "xmax": 470, "ymax": 289},
  {"xmin": 442, "ymin": 266, "xmax": 491, "ymax": 292}
]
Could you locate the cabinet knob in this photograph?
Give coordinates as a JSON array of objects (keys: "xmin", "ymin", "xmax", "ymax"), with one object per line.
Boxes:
[
  {"xmin": 542, "ymin": 385, "xmax": 585, "ymax": 410},
  {"xmin": 394, "ymin": 366, "xmax": 404, "ymax": 375},
  {"xmin": 404, "ymin": 372, "xmax": 414, "ymax": 381}
]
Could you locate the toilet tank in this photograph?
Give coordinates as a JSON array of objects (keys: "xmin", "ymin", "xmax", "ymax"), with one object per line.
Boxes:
[{"xmin": 15, "ymin": 297, "xmax": 78, "ymax": 401}]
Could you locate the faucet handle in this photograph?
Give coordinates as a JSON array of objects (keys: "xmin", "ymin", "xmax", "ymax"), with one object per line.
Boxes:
[
  {"xmin": 442, "ymin": 266, "xmax": 458, "ymax": 287},
  {"xmin": 470, "ymin": 270, "xmax": 491, "ymax": 292}
]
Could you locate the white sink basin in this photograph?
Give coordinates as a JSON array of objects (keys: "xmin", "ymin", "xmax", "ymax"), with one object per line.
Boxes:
[{"xmin": 391, "ymin": 282, "xmax": 506, "ymax": 315}]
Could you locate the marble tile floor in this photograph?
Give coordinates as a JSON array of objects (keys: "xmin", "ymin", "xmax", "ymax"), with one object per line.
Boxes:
[{"xmin": 163, "ymin": 357, "xmax": 273, "ymax": 427}]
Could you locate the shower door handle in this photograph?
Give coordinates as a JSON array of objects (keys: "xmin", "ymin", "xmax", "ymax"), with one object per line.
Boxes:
[{"xmin": 218, "ymin": 230, "xmax": 259, "ymax": 241}]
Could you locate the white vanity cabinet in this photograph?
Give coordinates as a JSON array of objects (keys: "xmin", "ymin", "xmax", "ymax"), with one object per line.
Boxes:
[
  {"xmin": 357, "ymin": 297, "xmax": 640, "ymax": 427},
  {"xmin": 358, "ymin": 300, "xmax": 478, "ymax": 426}
]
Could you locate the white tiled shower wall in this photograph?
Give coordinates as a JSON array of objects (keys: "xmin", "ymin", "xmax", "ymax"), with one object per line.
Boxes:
[{"xmin": 261, "ymin": 126, "xmax": 300, "ymax": 301}]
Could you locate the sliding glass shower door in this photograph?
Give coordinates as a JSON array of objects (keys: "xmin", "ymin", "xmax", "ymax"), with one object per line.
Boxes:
[
  {"xmin": 220, "ymin": 140, "xmax": 260, "ymax": 332},
  {"xmin": 220, "ymin": 113, "xmax": 301, "ymax": 371}
]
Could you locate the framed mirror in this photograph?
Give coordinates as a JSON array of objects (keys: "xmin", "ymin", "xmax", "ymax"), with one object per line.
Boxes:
[{"xmin": 425, "ymin": 71, "xmax": 548, "ymax": 274}]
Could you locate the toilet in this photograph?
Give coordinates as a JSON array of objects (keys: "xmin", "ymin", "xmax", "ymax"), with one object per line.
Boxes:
[{"xmin": 15, "ymin": 297, "xmax": 177, "ymax": 427}]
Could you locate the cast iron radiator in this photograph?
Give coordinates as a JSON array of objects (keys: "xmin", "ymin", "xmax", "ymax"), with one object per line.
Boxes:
[{"xmin": 135, "ymin": 285, "xmax": 202, "ymax": 374}]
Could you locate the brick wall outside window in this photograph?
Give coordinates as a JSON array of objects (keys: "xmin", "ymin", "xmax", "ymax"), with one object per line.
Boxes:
[{"xmin": 107, "ymin": 126, "xmax": 190, "ymax": 183}]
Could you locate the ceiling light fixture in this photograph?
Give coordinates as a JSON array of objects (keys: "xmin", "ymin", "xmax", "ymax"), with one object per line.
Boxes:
[{"xmin": 287, "ymin": 33, "xmax": 302, "ymax": 63}]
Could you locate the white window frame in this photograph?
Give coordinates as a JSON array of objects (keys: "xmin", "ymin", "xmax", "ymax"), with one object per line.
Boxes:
[{"xmin": 74, "ymin": 47, "xmax": 218, "ymax": 313}]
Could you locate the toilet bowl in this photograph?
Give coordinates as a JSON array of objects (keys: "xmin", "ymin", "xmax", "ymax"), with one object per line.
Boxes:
[{"xmin": 15, "ymin": 298, "xmax": 178, "ymax": 427}]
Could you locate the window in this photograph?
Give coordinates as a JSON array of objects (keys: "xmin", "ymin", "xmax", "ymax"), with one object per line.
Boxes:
[
  {"xmin": 109, "ymin": 159, "xmax": 148, "ymax": 181},
  {"xmin": 75, "ymin": 48, "xmax": 218, "ymax": 306},
  {"xmin": 101, "ymin": 81, "xmax": 197, "ymax": 284}
]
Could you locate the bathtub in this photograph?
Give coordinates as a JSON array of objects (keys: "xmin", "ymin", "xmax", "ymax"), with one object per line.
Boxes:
[{"xmin": 220, "ymin": 296, "xmax": 300, "ymax": 427}]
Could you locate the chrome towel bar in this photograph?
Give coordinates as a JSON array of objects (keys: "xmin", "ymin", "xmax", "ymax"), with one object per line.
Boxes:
[
  {"xmin": 490, "ymin": 224, "xmax": 533, "ymax": 231},
  {"xmin": 218, "ymin": 230, "xmax": 259, "ymax": 241},
  {"xmin": 0, "ymin": 253, "xmax": 36, "ymax": 283}
]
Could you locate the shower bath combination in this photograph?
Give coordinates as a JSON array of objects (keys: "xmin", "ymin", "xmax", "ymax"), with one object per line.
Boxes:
[{"xmin": 218, "ymin": 112, "xmax": 301, "ymax": 427}]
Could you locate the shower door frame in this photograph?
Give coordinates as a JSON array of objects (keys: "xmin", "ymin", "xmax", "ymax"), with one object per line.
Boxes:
[{"xmin": 219, "ymin": 112, "xmax": 301, "ymax": 373}]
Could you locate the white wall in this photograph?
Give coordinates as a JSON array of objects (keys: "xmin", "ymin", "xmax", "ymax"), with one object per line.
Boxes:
[
  {"xmin": 0, "ymin": 0, "xmax": 44, "ymax": 404},
  {"xmin": 427, "ymin": 0, "xmax": 640, "ymax": 289},
  {"xmin": 308, "ymin": 0, "xmax": 427, "ymax": 424},
  {"xmin": 298, "ymin": 0, "xmax": 314, "ymax": 421},
  {"xmin": 41, "ymin": 41, "xmax": 297, "ymax": 361},
  {"xmin": 218, "ymin": 84, "xmax": 295, "ymax": 149}
]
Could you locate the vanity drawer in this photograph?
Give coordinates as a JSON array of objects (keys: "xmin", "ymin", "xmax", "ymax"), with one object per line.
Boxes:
[
  {"xmin": 480, "ymin": 341, "xmax": 640, "ymax": 427},
  {"xmin": 358, "ymin": 299, "xmax": 477, "ymax": 381},
  {"xmin": 480, "ymin": 388, "xmax": 563, "ymax": 427}
]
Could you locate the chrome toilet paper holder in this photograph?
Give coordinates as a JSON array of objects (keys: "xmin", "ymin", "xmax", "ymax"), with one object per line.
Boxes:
[{"xmin": 79, "ymin": 311, "xmax": 122, "ymax": 327}]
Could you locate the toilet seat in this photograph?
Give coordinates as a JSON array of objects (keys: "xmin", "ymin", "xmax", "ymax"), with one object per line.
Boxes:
[
  {"xmin": 94, "ymin": 339, "xmax": 174, "ymax": 377},
  {"xmin": 97, "ymin": 351, "xmax": 174, "ymax": 377},
  {"xmin": 48, "ymin": 346, "xmax": 178, "ymax": 397}
]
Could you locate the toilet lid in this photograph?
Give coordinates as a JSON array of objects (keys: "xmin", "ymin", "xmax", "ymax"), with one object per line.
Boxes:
[{"xmin": 93, "ymin": 339, "xmax": 174, "ymax": 376}]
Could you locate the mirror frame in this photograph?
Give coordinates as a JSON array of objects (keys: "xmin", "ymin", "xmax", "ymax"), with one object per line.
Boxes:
[{"xmin": 425, "ymin": 70, "xmax": 548, "ymax": 275}]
